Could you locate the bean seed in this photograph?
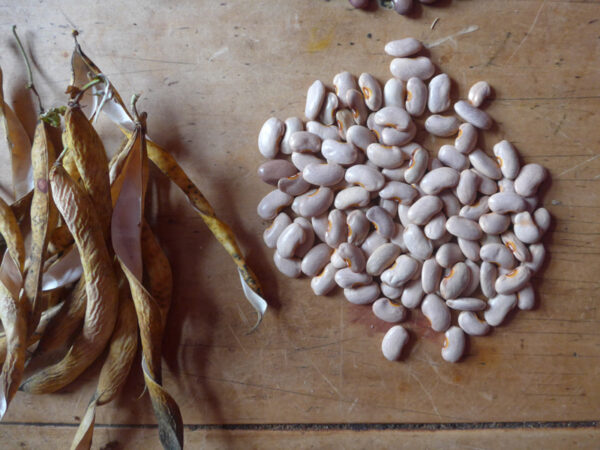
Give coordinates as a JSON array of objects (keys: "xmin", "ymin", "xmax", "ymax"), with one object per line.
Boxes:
[
  {"xmin": 258, "ymin": 117, "xmax": 285, "ymax": 158},
  {"xmin": 273, "ymin": 251, "xmax": 302, "ymax": 278},
  {"xmin": 381, "ymin": 282, "xmax": 404, "ymax": 300},
  {"xmin": 296, "ymin": 187, "xmax": 333, "ymax": 217},
  {"xmin": 484, "ymin": 294, "xmax": 517, "ymax": 326},
  {"xmin": 381, "ymin": 254, "xmax": 419, "ymax": 287},
  {"xmin": 428, "ymin": 74, "xmax": 451, "ymax": 113},
  {"xmin": 383, "ymin": 78, "xmax": 405, "ymax": 107},
  {"xmin": 473, "ymin": 170, "xmax": 498, "ymax": 195},
  {"xmin": 333, "ymin": 71, "xmax": 358, "ymax": 108},
  {"xmin": 311, "ymin": 263, "xmax": 338, "ymax": 295},
  {"xmin": 334, "ymin": 186, "xmax": 370, "ymax": 209},
  {"xmin": 421, "ymin": 294, "xmax": 451, "ymax": 332},
  {"xmin": 446, "ymin": 216, "xmax": 482, "ymax": 240},
  {"xmin": 463, "ymin": 259, "xmax": 481, "ymax": 294},
  {"xmin": 331, "ymin": 248, "xmax": 347, "ymax": 269},
  {"xmin": 390, "ymin": 56, "xmax": 435, "ymax": 81},
  {"xmin": 495, "ymin": 265, "xmax": 532, "ymax": 295},
  {"xmin": 501, "ymin": 230, "xmax": 531, "ymax": 262},
  {"xmin": 454, "ymin": 100, "xmax": 493, "ymax": 130},
  {"xmin": 454, "ymin": 123, "xmax": 478, "ymax": 154},
  {"xmin": 513, "ymin": 211, "xmax": 541, "ymax": 244},
  {"xmin": 311, "ymin": 214, "xmax": 329, "ymax": 242},
  {"xmin": 498, "ymin": 178, "xmax": 515, "ymax": 193},
  {"xmin": 480, "ymin": 243, "xmax": 516, "ymax": 269},
  {"xmin": 373, "ymin": 298, "xmax": 407, "ymax": 323},
  {"xmin": 468, "ymin": 81, "xmax": 492, "ymax": 107},
  {"xmin": 305, "ymin": 80, "xmax": 326, "ymax": 120},
  {"xmin": 469, "ymin": 149, "xmax": 502, "ymax": 180},
  {"xmin": 458, "ymin": 311, "xmax": 490, "ymax": 336},
  {"xmin": 306, "ymin": 120, "xmax": 340, "ymax": 141},
  {"xmin": 516, "ymin": 283, "xmax": 535, "ymax": 310},
  {"xmin": 291, "ymin": 152, "xmax": 325, "ymax": 171},
  {"xmin": 366, "ymin": 205, "xmax": 395, "ymax": 239},
  {"xmin": 345, "ymin": 164, "xmax": 385, "ymax": 191},
  {"xmin": 359, "ymin": 73, "xmax": 383, "ymax": 111},
  {"xmin": 281, "ymin": 117, "xmax": 304, "ymax": 155},
  {"xmin": 380, "ymin": 122, "xmax": 417, "ymax": 146},
  {"xmin": 403, "ymin": 146, "xmax": 429, "ymax": 184},
  {"xmin": 440, "ymin": 262, "xmax": 470, "ymax": 299},
  {"xmin": 493, "ymin": 140, "xmax": 520, "ymax": 180},
  {"xmin": 514, "ymin": 163, "xmax": 547, "ymax": 197},
  {"xmin": 278, "ymin": 173, "xmax": 311, "ymax": 196},
  {"xmin": 374, "ymin": 106, "xmax": 412, "ymax": 131},
  {"xmin": 439, "ymin": 191, "xmax": 461, "ymax": 217},
  {"xmin": 456, "ymin": 170, "xmax": 479, "ymax": 205},
  {"xmin": 479, "ymin": 212, "xmax": 510, "ymax": 235},
  {"xmin": 381, "ymin": 325, "xmax": 409, "ymax": 361},
  {"xmin": 406, "ymin": 195, "xmax": 442, "ymax": 225},
  {"xmin": 325, "ymin": 209, "xmax": 348, "ymax": 248},
  {"xmin": 276, "ymin": 222, "xmax": 306, "ymax": 258},
  {"xmin": 424, "ymin": 115, "xmax": 460, "ymax": 137},
  {"xmin": 423, "ymin": 212, "xmax": 446, "ymax": 240},
  {"xmin": 263, "ymin": 212, "xmax": 293, "ymax": 249},
  {"xmin": 421, "ymin": 258, "xmax": 442, "ymax": 294},
  {"xmin": 480, "ymin": 261, "xmax": 497, "ymax": 298},
  {"xmin": 441, "ymin": 326, "xmax": 466, "ymax": 363},
  {"xmin": 401, "ymin": 278, "xmax": 425, "ymax": 309},
  {"xmin": 488, "ymin": 192, "xmax": 528, "ymax": 214},
  {"xmin": 406, "ymin": 77, "xmax": 427, "ymax": 116},
  {"xmin": 257, "ymin": 189, "xmax": 293, "ymax": 220},
  {"xmin": 379, "ymin": 181, "xmax": 418, "ymax": 205},
  {"xmin": 258, "ymin": 159, "xmax": 297, "ymax": 186},
  {"xmin": 366, "ymin": 243, "xmax": 402, "ymax": 276},
  {"xmin": 436, "ymin": 242, "xmax": 465, "ymax": 268},
  {"xmin": 379, "ymin": 198, "xmax": 398, "ymax": 216},
  {"xmin": 459, "ymin": 196, "xmax": 490, "ymax": 220},
  {"xmin": 346, "ymin": 210, "xmax": 370, "ymax": 246},
  {"xmin": 384, "ymin": 38, "xmax": 422, "ymax": 57},
  {"xmin": 438, "ymin": 145, "xmax": 469, "ymax": 172},
  {"xmin": 293, "ymin": 217, "xmax": 315, "ymax": 257},
  {"xmin": 335, "ymin": 267, "xmax": 372, "ymax": 289},
  {"xmin": 338, "ymin": 242, "xmax": 366, "ymax": 273},
  {"xmin": 346, "ymin": 125, "xmax": 377, "ymax": 151},
  {"xmin": 446, "ymin": 297, "xmax": 487, "ymax": 311},
  {"xmin": 344, "ymin": 282, "xmax": 380, "ymax": 305},
  {"xmin": 301, "ymin": 243, "xmax": 333, "ymax": 277},
  {"xmin": 322, "ymin": 139, "xmax": 358, "ymax": 165},
  {"xmin": 533, "ymin": 207, "xmax": 551, "ymax": 235},
  {"xmin": 319, "ymin": 92, "xmax": 339, "ymax": 126},
  {"xmin": 303, "ymin": 162, "xmax": 345, "ymax": 187},
  {"xmin": 336, "ymin": 109, "xmax": 355, "ymax": 140},
  {"xmin": 346, "ymin": 88, "xmax": 369, "ymax": 126},
  {"xmin": 456, "ymin": 237, "xmax": 479, "ymax": 263},
  {"xmin": 524, "ymin": 243, "xmax": 545, "ymax": 273},
  {"xmin": 361, "ymin": 231, "xmax": 390, "ymax": 257},
  {"xmin": 420, "ymin": 167, "xmax": 459, "ymax": 195},
  {"xmin": 403, "ymin": 224, "xmax": 433, "ymax": 260}
]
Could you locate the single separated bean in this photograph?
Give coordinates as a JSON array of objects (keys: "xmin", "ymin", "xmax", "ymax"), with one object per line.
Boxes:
[
  {"xmin": 456, "ymin": 169, "xmax": 480, "ymax": 205},
  {"xmin": 258, "ymin": 117, "xmax": 285, "ymax": 158},
  {"xmin": 297, "ymin": 187, "xmax": 334, "ymax": 218},
  {"xmin": 381, "ymin": 325, "xmax": 409, "ymax": 361},
  {"xmin": 373, "ymin": 298, "xmax": 407, "ymax": 323},
  {"xmin": 305, "ymin": 80, "xmax": 326, "ymax": 120},
  {"xmin": 257, "ymin": 189, "xmax": 293, "ymax": 220},
  {"xmin": 424, "ymin": 115, "xmax": 460, "ymax": 137},
  {"xmin": 301, "ymin": 243, "xmax": 333, "ymax": 277},
  {"xmin": 458, "ymin": 311, "xmax": 490, "ymax": 336},
  {"xmin": 258, "ymin": 159, "xmax": 297, "ymax": 185},
  {"xmin": 428, "ymin": 73, "xmax": 451, "ymax": 113},
  {"xmin": 406, "ymin": 77, "xmax": 427, "ymax": 116},
  {"xmin": 468, "ymin": 81, "xmax": 492, "ymax": 107},
  {"xmin": 358, "ymin": 73, "xmax": 383, "ymax": 111},
  {"xmin": 421, "ymin": 258, "xmax": 442, "ymax": 294},
  {"xmin": 480, "ymin": 261, "xmax": 498, "ymax": 298},
  {"xmin": 420, "ymin": 167, "xmax": 460, "ymax": 195},
  {"xmin": 441, "ymin": 326, "xmax": 466, "ymax": 363},
  {"xmin": 384, "ymin": 38, "xmax": 423, "ymax": 57},
  {"xmin": 344, "ymin": 282, "xmax": 380, "ymax": 305},
  {"xmin": 454, "ymin": 100, "xmax": 493, "ymax": 130},
  {"xmin": 390, "ymin": 56, "xmax": 435, "ymax": 81},
  {"xmin": 513, "ymin": 211, "xmax": 541, "ymax": 244},
  {"xmin": 517, "ymin": 283, "xmax": 535, "ymax": 310},
  {"xmin": 493, "ymin": 140, "xmax": 520, "ymax": 180},
  {"xmin": 469, "ymin": 149, "xmax": 502, "ymax": 180},
  {"xmin": 514, "ymin": 163, "xmax": 548, "ymax": 197},
  {"xmin": 276, "ymin": 222, "xmax": 306, "ymax": 258},
  {"xmin": 484, "ymin": 294, "xmax": 517, "ymax": 326},
  {"xmin": 404, "ymin": 146, "xmax": 429, "ymax": 184},
  {"xmin": 379, "ymin": 181, "xmax": 418, "ymax": 204},
  {"xmin": 421, "ymin": 294, "xmax": 451, "ymax": 332}
]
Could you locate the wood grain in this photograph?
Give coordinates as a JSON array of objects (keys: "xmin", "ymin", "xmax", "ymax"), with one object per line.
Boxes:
[{"xmin": 0, "ymin": 0, "xmax": 598, "ymax": 447}]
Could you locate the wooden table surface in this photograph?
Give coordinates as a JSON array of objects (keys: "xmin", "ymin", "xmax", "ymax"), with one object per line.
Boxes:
[{"xmin": 0, "ymin": 0, "xmax": 598, "ymax": 448}]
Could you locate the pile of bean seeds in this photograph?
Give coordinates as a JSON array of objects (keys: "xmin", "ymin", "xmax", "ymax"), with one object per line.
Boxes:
[{"xmin": 256, "ymin": 37, "xmax": 549, "ymax": 363}]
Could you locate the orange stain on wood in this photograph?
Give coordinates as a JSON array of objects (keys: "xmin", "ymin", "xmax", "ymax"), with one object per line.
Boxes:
[{"xmin": 307, "ymin": 27, "xmax": 334, "ymax": 53}]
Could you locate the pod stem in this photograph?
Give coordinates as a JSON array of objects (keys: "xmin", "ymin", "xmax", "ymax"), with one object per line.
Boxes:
[{"xmin": 12, "ymin": 25, "xmax": 44, "ymax": 114}]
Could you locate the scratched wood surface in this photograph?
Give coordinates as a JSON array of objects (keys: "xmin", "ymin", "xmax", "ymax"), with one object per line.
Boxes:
[{"xmin": 0, "ymin": 0, "xmax": 599, "ymax": 448}]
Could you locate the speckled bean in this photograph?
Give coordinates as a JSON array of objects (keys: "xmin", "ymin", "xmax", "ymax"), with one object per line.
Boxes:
[
  {"xmin": 297, "ymin": 187, "xmax": 334, "ymax": 217},
  {"xmin": 458, "ymin": 311, "xmax": 490, "ymax": 336},
  {"xmin": 420, "ymin": 167, "xmax": 460, "ymax": 195},
  {"xmin": 495, "ymin": 266, "xmax": 532, "ymax": 294},
  {"xmin": 366, "ymin": 243, "xmax": 401, "ymax": 276},
  {"xmin": 441, "ymin": 326, "xmax": 466, "ymax": 363},
  {"xmin": 428, "ymin": 74, "xmax": 451, "ymax": 113},
  {"xmin": 406, "ymin": 77, "xmax": 427, "ymax": 116},
  {"xmin": 346, "ymin": 125, "xmax": 377, "ymax": 152},
  {"xmin": 311, "ymin": 263, "xmax": 338, "ymax": 295},
  {"xmin": 373, "ymin": 298, "xmax": 407, "ymax": 323},
  {"xmin": 273, "ymin": 251, "xmax": 302, "ymax": 278},
  {"xmin": 390, "ymin": 56, "xmax": 435, "ymax": 81},
  {"xmin": 436, "ymin": 242, "xmax": 465, "ymax": 268},
  {"xmin": 514, "ymin": 163, "xmax": 548, "ymax": 197},
  {"xmin": 257, "ymin": 189, "xmax": 293, "ymax": 220},
  {"xmin": 334, "ymin": 186, "xmax": 370, "ymax": 209},
  {"xmin": 301, "ymin": 243, "xmax": 333, "ymax": 277},
  {"xmin": 400, "ymin": 278, "xmax": 425, "ymax": 309},
  {"xmin": 359, "ymin": 73, "xmax": 383, "ymax": 111},
  {"xmin": 333, "ymin": 71, "xmax": 358, "ymax": 108},
  {"xmin": 421, "ymin": 294, "xmax": 452, "ymax": 332},
  {"xmin": 335, "ymin": 267, "xmax": 372, "ymax": 289},
  {"xmin": 403, "ymin": 224, "xmax": 433, "ymax": 260},
  {"xmin": 344, "ymin": 282, "xmax": 380, "ymax": 305},
  {"xmin": 424, "ymin": 115, "xmax": 460, "ymax": 137},
  {"xmin": 454, "ymin": 100, "xmax": 493, "ymax": 130},
  {"xmin": 305, "ymin": 80, "xmax": 326, "ymax": 120},
  {"xmin": 479, "ymin": 212, "xmax": 511, "ymax": 235},
  {"xmin": 325, "ymin": 209, "xmax": 348, "ymax": 248},
  {"xmin": 381, "ymin": 325, "xmax": 409, "ymax": 361},
  {"xmin": 454, "ymin": 123, "xmax": 478, "ymax": 154},
  {"xmin": 338, "ymin": 242, "xmax": 366, "ymax": 273},
  {"xmin": 384, "ymin": 38, "xmax": 423, "ymax": 57},
  {"xmin": 440, "ymin": 262, "xmax": 470, "ymax": 299},
  {"xmin": 258, "ymin": 117, "xmax": 285, "ymax": 158},
  {"xmin": 484, "ymin": 294, "xmax": 517, "ymax": 326},
  {"xmin": 488, "ymin": 192, "xmax": 528, "ymax": 214},
  {"xmin": 381, "ymin": 254, "xmax": 419, "ymax": 287}
]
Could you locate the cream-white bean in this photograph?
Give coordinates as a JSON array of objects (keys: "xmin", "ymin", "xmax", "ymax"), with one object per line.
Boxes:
[
  {"xmin": 403, "ymin": 224, "xmax": 433, "ymax": 260},
  {"xmin": 428, "ymin": 74, "xmax": 451, "ymax": 113},
  {"xmin": 383, "ymin": 78, "xmax": 405, "ymax": 108},
  {"xmin": 278, "ymin": 173, "xmax": 311, "ymax": 196},
  {"xmin": 311, "ymin": 263, "xmax": 338, "ymax": 295},
  {"xmin": 379, "ymin": 181, "xmax": 418, "ymax": 204},
  {"xmin": 498, "ymin": 178, "xmax": 515, "ymax": 193},
  {"xmin": 281, "ymin": 117, "xmax": 304, "ymax": 155},
  {"xmin": 479, "ymin": 212, "xmax": 511, "ymax": 235},
  {"xmin": 446, "ymin": 216, "xmax": 483, "ymax": 240},
  {"xmin": 421, "ymin": 258, "xmax": 442, "ymax": 294},
  {"xmin": 346, "ymin": 88, "xmax": 369, "ymax": 126},
  {"xmin": 346, "ymin": 210, "xmax": 370, "ymax": 246},
  {"xmin": 408, "ymin": 195, "xmax": 443, "ymax": 225},
  {"xmin": 257, "ymin": 189, "xmax": 293, "ymax": 220},
  {"xmin": 468, "ymin": 81, "xmax": 492, "ymax": 108},
  {"xmin": 335, "ymin": 267, "xmax": 372, "ymax": 289},
  {"xmin": 338, "ymin": 242, "xmax": 366, "ymax": 273},
  {"xmin": 513, "ymin": 211, "xmax": 541, "ymax": 244},
  {"xmin": 421, "ymin": 294, "xmax": 451, "ymax": 332},
  {"xmin": 301, "ymin": 243, "xmax": 333, "ymax": 277},
  {"xmin": 296, "ymin": 187, "xmax": 334, "ymax": 218},
  {"xmin": 516, "ymin": 283, "xmax": 535, "ymax": 310},
  {"xmin": 380, "ymin": 122, "xmax": 417, "ymax": 146},
  {"xmin": 524, "ymin": 243, "xmax": 545, "ymax": 273},
  {"xmin": 446, "ymin": 297, "xmax": 487, "ymax": 312},
  {"xmin": 424, "ymin": 212, "xmax": 446, "ymax": 241},
  {"xmin": 366, "ymin": 243, "xmax": 402, "ymax": 276},
  {"xmin": 293, "ymin": 217, "xmax": 315, "ymax": 257},
  {"xmin": 480, "ymin": 243, "xmax": 516, "ymax": 269},
  {"xmin": 258, "ymin": 159, "xmax": 298, "ymax": 186},
  {"xmin": 335, "ymin": 109, "xmax": 354, "ymax": 141},
  {"xmin": 306, "ymin": 120, "xmax": 340, "ymax": 141},
  {"xmin": 291, "ymin": 152, "xmax": 325, "ymax": 171},
  {"xmin": 384, "ymin": 38, "xmax": 423, "ymax": 57},
  {"xmin": 276, "ymin": 222, "xmax": 306, "ymax": 258},
  {"xmin": 381, "ymin": 254, "xmax": 420, "ymax": 287},
  {"xmin": 480, "ymin": 261, "xmax": 497, "ymax": 299},
  {"xmin": 458, "ymin": 311, "xmax": 490, "ymax": 336},
  {"xmin": 367, "ymin": 205, "xmax": 395, "ymax": 239},
  {"xmin": 359, "ymin": 73, "xmax": 383, "ymax": 111},
  {"xmin": 495, "ymin": 266, "xmax": 532, "ymax": 295},
  {"xmin": 459, "ymin": 196, "xmax": 490, "ymax": 220},
  {"xmin": 344, "ymin": 282, "xmax": 380, "ymax": 305},
  {"xmin": 463, "ymin": 259, "xmax": 481, "ymax": 294},
  {"xmin": 441, "ymin": 326, "xmax": 466, "ymax": 363},
  {"xmin": 454, "ymin": 100, "xmax": 493, "ymax": 130},
  {"xmin": 263, "ymin": 212, "xmax": 292, "ymax": 249},
  {"xmin": 381, "ymin": 282, "xmax": 404, "ymax": 300},
  {"xmin": 330, "ymin": 248, "xmax": 347, "ymax": 269},
  {"xmin": 488, "ymin": 192, "xmax": 528, "ymax": 214},
  {"xmin": 501, "ymin": 230, "xmax": 531, "ymax": 262},
  {"xmin": 346, "ymin": 125, "xmax": 377, "ymax": 152},
  {"xmin": 474, "ymin": 170, "xmax": 498, "ymax": 195},
  {"xmin": 333, "ymin": 71, "xmax": 358, "ymax": 108},
  {"xmin": 305, "ymin": 80, "xmax": 326, "ymax": 120},
  {"xmin": 401, "ymin": 278, "xmax": 425, "ymax": 309},
  {"xmin": 492, "ymin": 140, "xmax": 520, "ymax": 180},
  {"xmin": 406, "ymin": 77, "xmax": 427, "ymax": 116},
  {"xmin": 325, "ymin": 209, "xmax": 348, "ymax": 248},
  {"xmin": 514, "ymin": 163, "xmax": 548, "ymax": 197},
  {"xmin": 373, "ymin": 298, "xmax": 407, "ymax": 323},
  {"xmin": 374, "ymin": 106, "xmax": 412, "ymax": 131},
  {"xmin": 311, "ymin": 214, "xmax": 329, "ymax": 242},
  {"xmin": 458, "ymin": 237, "xmax": 480, "ymax": 263},
  {"xmin": 397, "ymin": 204, "xmax": 410, "ymax": 227},
  {"xmin": 345, "ymin": 164, "xmax": 385, "ymax": 191},
  {"xmin": 404, "ymin": 146, "xmax": 429, "ymax": 184},
  {"xmin": 273, "ymin": 251, "xmax": 302, "ymax": 278},
  {"xmin": 420, "ymin": 167, "xmax": 460, "ymax": 195},
  {"xmin": 424, "ymin": 114, "xmax": 460, "ymax": 137},
  {"xmin": 438, "ymin": 145, "xmax": 469, "ymax": 171},
  {"xmin": 366, "ymin": 143, "xmax": 405, "ymax": 170},
  {"xmin": 379, "ymin": 198, "xmax": 398, "ymax": 217},
  {"xmin": 469, "ymin": 149, "xmax": 502, "ymax": 180},
  {"xmin": 381, "ymin": 325, "xmax": 409, "ymax": 361},
  {"xmin": 361, "ymin": 231, "xmax": 390, "ymax": 258},
  {"xmin": 321, "ymin": 139, "xmax": 358, "ymax": 165},
  {"xmin": 318, "ymin": 91, "xmax": 339, "ymax": 126},
  {"xmin": 436, "ymin": 242, "xmax": 465, "ymax": 268},
  {"xmin": 390, "ymin": 56, "xmax": 435, "ymax": 81},
  {"xmin": 454, "ymin": 123, "xmax": 478, "ymax": 154},
  {"xmin": 456, "ymin": 169, "xmax": 480, "ymax": 205},
  {"xmin": 533, "ymin": 208, "xmax": 551, "ymax": 235},
  {"xmin": 440, "ymin": 262, "xmax": 470, "ymax": 299},
  {"xmin": 390, "ymin": 223, "xmax": 409, "ymax": 252},
  {"xmin": 258, "ymin": 117, "xmax": 285, "ymax": 158},
  {"xmin": 303, "ymin": 162, "xmax": 345, "ymax": 187},
  {"xmin": 440, "ymin": 191, "xmax": 461, "ymax": 217},
  {"xmin": 334, "ymin": 186, "xmax": 370, "ymax": 209},
  {"xmin": 484, "ymin": 294, "xmax": 517, "ymax": 326}
]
